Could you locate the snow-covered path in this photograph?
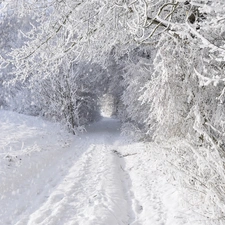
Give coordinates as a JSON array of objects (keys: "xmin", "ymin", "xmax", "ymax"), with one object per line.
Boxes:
[
  {"xmin": 18, "ymin": 145, "xmax": 127, "ymax": 225},
  {"xmin": 0, "ymin": 112, "xmax": 122, "ymax": 224},
  {"xmin": 0, "ymin": 112, "xmax": 131, "ymax": 225},
  {"xmin": 0, "ymin": 111, "xmax": 199, "ymax": 225}
]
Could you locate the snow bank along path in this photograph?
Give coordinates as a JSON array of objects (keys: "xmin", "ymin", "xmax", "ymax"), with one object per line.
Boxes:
[{"xmin": 0, "ymin": 110, "xmax": 193, "ymax": 225}]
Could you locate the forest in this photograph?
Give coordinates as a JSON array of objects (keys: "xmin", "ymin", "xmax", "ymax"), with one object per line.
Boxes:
[{"xmin": 1, "ymin": 0, "xmax": 225, "ymax": 223}]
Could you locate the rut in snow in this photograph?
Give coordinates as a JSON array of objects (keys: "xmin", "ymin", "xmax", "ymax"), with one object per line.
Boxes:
[{"xmin": 112, "ymin": 149, "xmax": 143, "ymax": 225}]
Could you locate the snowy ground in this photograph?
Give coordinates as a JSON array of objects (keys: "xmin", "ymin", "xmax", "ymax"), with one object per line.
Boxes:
[{"xmin": 0, "ymin": 110, "xmax": 204, "ymax": 225}]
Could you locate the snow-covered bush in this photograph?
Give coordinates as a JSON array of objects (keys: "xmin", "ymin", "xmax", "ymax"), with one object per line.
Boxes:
[
  {"xmin": 160, "ymin": 138, "xmax": 225, "ymax": 223},
  {"xmin": 30, "ymin": 59, "xmax": 101, "ymax": 134}
]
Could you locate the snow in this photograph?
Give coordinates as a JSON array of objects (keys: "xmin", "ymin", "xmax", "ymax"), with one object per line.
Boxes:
[{"xmin": 0, "ymin": 110, "xmax": 202, "ymax": 225}]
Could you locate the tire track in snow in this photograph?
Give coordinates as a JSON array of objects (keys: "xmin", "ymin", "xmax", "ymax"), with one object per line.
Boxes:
[
  {"xmin": 24, "ymin": 144, "xmax": 97, "ymax": 225},
  {"xmin": 112, "ymin": 150, "xmax": 143, "ymax": 225}
]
